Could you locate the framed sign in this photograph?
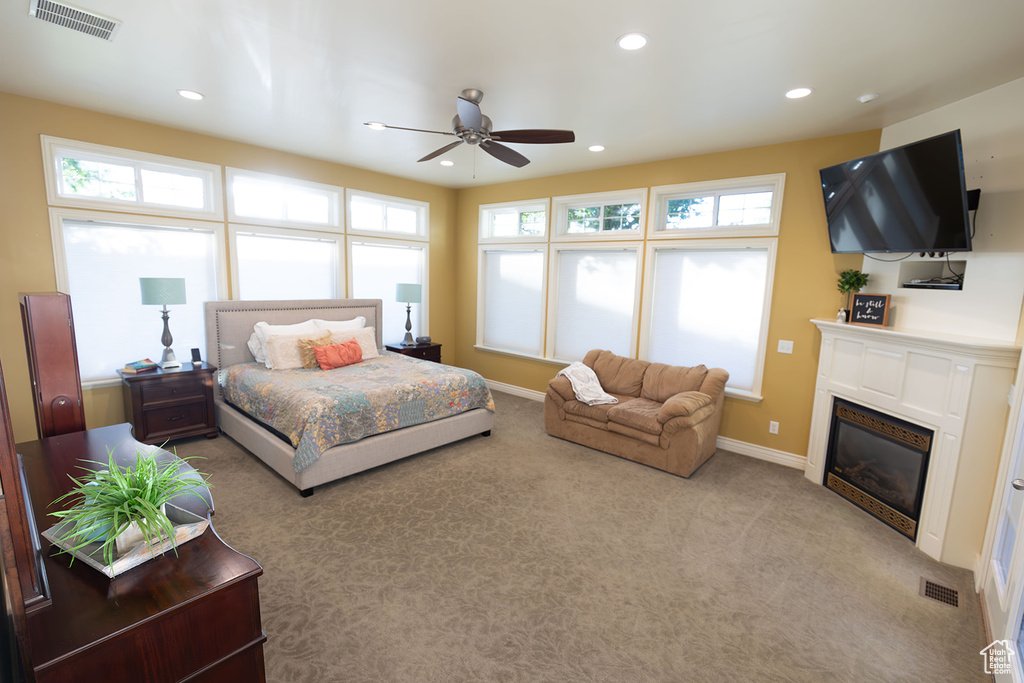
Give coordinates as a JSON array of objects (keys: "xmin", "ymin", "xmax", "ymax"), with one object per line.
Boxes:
[{"xmin": 850, "ymin": 293, "xmax": 891, "ymax": 327}]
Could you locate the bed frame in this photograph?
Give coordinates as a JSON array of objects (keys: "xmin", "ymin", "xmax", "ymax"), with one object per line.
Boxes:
[{"xmin": 204, "ymin": 298, "xmax": 494, "ymax": 496}]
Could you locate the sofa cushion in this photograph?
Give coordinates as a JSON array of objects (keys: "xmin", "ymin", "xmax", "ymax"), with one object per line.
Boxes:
[
  {"xmin": 641, "ymin": 363, "xmax": 709, "ymax": 403},
  {"xmin": 658, "ymin": 391, "xmax": 714, "ymax": 423},
  {"xmin": 607, "ymin": 421, "xmax": 661, "ymax": 446},
  {"xmin": 584, "ymin": 350, "xmax": 648, "ymax": 397},
  {"xmin": 607, "ymin": 398, "xmax": 663, "ymax": 435},
  {"xmin": 563, "ymin": 395, "xmax": 636, "ymax": 424}
]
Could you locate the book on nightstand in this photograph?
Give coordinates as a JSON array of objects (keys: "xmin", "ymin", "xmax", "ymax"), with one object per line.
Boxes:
[{"xmin": 121, "ymin": 358, "xmax": 159, "ymax": 374}]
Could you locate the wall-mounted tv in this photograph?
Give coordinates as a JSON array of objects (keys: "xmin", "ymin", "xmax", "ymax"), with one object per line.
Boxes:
[{"xmin": 820, "ymin": 130, "xmax": 971, "ymax": 254}]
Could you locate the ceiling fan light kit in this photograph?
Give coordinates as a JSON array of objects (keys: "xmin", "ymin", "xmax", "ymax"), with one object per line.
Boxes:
[{"xmin": 371, "ymin": 89, "xmax": 575, "ymax": 168}]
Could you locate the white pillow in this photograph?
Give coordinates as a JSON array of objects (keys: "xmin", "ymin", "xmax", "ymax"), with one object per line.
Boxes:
[
  {"xmin": 253, "ymin": 320, "xmax": 321, "ymax": 366},
  {"xmin": 314, "ymin": 316, "xmax": 366, "ymax": 334},
  {"xmin": 329, "ymin": 327, "xmax": 380, "ymax": 359},
  {"xmin": 264, "ymin": 331, "xmax": 332, "ymax": 370},
  {"xmin": 247, "ymin": 333, "xmax": 266, "ymax": 364}
]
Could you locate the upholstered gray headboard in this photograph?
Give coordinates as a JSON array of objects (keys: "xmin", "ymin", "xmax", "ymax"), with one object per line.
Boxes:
[{"xmin": 203, "ymin": 298, "xmax": 384, "ymax": 375}]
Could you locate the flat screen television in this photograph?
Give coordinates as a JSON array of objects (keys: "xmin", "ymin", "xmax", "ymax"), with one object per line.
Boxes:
[{"xmin": 820, "ymin": 130, "xmax": 971, "ymax": 253}]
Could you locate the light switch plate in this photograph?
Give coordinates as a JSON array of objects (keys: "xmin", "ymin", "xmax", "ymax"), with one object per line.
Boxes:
[{"xmin": 777, "ymin": 340, "xmax": 794, "ymax": 354}]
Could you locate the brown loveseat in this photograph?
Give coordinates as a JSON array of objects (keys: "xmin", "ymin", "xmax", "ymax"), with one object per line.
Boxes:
[{"xmin": 544, "ymin": 349, "xmax": 729, "ymax": 478}]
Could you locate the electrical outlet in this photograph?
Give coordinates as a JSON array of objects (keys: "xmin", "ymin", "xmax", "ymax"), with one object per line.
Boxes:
[
  {"xmin": 777, "ymin": 340, "xmax": 794, "ymax": 354},
  {"xmin": 769, "ymin": 421, "xmax": 779, "ymax": 434}
]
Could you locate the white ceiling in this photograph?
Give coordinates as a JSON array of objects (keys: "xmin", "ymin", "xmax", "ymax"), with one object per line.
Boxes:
[{"xmin": 2, "ymin": 0, "xmax": 1023, "ymax": 189}]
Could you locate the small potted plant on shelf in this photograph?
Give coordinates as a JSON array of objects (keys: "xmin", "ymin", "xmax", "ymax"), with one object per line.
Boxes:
[
  {"xmin": 48, "ymin": 447, "xmax": 210, "ymax": 572},
  {"xmin": 837, "ymin": 269, "xmax": 870, "ymax": 321}
]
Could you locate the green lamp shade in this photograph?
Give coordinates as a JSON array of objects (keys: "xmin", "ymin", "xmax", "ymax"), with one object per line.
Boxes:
[
  {"xmin": 395, "ymin": 283, "xmax": 422, "ymax": 304},
  {"xmin": 140, "ymin": 277, "xmax": 186, "ymax": 306}
]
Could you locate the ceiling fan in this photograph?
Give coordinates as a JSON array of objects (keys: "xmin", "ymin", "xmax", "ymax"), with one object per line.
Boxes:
[{"xmin": 365, "ymin": 89, "xmax": 575, "ymax": 168}]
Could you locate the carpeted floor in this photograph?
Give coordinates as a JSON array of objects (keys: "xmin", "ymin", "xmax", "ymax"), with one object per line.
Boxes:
[{"xmin": 173, "ymin": 390, "xmax": 991, "ymax": 682}]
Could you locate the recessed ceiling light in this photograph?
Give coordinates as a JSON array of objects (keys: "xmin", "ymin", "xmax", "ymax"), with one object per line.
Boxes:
[
  {"xmin": 617, "ymin": 33, "xmax": 648, "ymax": 50},
  {"xmin": 857, "ymin": 93, "xmax": 879, "ymax": 103},
  {"xmin": 365, "ymin": 121, "xmax": 386, "ymax": 131},
  {"xmin": 589, "ymin": 145, "xmax": 605, "ymax": 152},
  {"xmin": 177, "ymin": 89, "xmax": 204, "ymax": 101},
  {"xmin": 785, "ymin": 87, "xmax": 813, "ymax": 99},
  {"xmin": 440, "ymin": 160, "xmax": 454, "ymax": 167}
]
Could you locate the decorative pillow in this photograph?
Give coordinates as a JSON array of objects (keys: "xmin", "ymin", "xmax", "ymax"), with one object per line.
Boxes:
[
  {"xmin": 247, "ymin": 332, "xmax": 266, "ymax": 364},
  {"xmin": 265, "ymin": 331, "xmax": 329, "ymax": 370},
  {"xmin": 313, "ymin": 316, "xmax": 366, "ymax": 334},
  {"xmin": 313, "ymin": 339, "xmax": 363, "ymax": 370},
  {"xmin": 253, "ymin": 319, "xmax": 321, "ymax": 366},
  {"xmin": 297, "ymin": 333, "xmax": 333, "ymax": 369},
  {"xmin": 329, "ymin": 327, "xmax": 380, "ymax": 359}
]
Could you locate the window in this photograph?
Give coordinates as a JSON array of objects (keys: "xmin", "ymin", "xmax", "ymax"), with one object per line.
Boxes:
[
  {"xmin": 226, "ymin": 168, "xmax": 342, "ymax": 229},
  {"xmin": 641, "ymin": 241, "xmax": 776, "ymax": 397},
  {"xmin": 548, "ymin": 246, "xmax": 641, "ymax": 361},
  {"xmin": 42, "ymin": 136, "xmax": 221, "ymax": 218},
  {"xmin": 229, "ymin": 226, "xmax": 342, "ymax": 300},
  {"xmin": 477, "ymin": 248, "xmax": 547, "ymax": 357},
  {"xmin": 553, "ymin": 190, "xmax": 646, "ymax": 240},
  {"xmin": 51, "ymin": 210, "xmax": 223, "ymax": 384},
  {"xmin": 479, "ymin": 199, "xmax": 548, "ymax": 241},
  {"xmin": 348, "ymin": 238, "xmax": 427, "ymax": 345},
  {"xmin": 347, "ymin": 190, "xmax": 428, "ymax": 240},
  {"xmin": 649, "ymin": 175, "xmax": 785, "ymax": 238}
]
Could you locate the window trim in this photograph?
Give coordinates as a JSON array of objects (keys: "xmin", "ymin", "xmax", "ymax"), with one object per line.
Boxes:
[
  {"xmin": 346, "ymin": 235, "xmax": 430, "ymax": 338},
  {"xmin": 48, "ymin": 207, "xmax": 228, "ymax": 388},
  {"xmin": 228, "ymin": 223, "xmax": 346, "ymax": 301},
  {"xmin": 346, "ymin": 189, "xmax": 430, "ymax": 242},
  {"xmin": 545, "ymin": 242, "xmax": 644, "ymax": 363},
  {"xmin": 475, "ymin": 244, "xmax": 550, "ymax": 360},
  {"xmin": 41, "ymin": 136, "xmax": 223, "ymax": 220},
  {"xmin": 638, "ymin": 237, "xmax": 778, "ymax": 401},
  {"xmin": 647, "ymin": 173, "xmax": 785, "ymax": 240},
  {"xmin": 226, "ymin": 168, "xmax": 343, "ymax": 231},
  {"xmin": 551, "ymin": 188, "xmax": 647, "ymax": 242},
  {"xmin": 478, "ymin": 198, "xmax": 550, "ymax": 243}
]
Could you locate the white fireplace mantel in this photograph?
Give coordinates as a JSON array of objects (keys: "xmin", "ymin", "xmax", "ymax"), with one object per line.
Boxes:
[{"xmin": 806, "ymin": 319, "xmax": 1020, "ymax": 568}]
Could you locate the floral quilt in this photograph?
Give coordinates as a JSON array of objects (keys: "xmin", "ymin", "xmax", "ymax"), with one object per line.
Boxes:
[{"xmin": 223, "ymin": 351, "xmax": 495, "ymax": 472}]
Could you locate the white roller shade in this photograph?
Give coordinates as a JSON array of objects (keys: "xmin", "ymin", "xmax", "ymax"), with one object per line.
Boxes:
[
  {"xmin": 482, "ymin": 250, "xmax": 545, "ymax": 355},
  {"xmin": 552, "ymin": 249, "xmax": 638, "ymax": 361}
]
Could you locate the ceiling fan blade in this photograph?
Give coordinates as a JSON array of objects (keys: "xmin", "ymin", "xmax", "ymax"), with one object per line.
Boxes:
[
  {"xmin": 490, "ymin": 129, "xmax": 576, "ymax": 144},
  {"xmin": 456, "ymin": 97, "xmax": 483, "ymax": 131},
  {"xmin": 480, "ymin": 140, "xmax": 530, "ymax": 168},
  {"xmin": 368, "ymin": 123, "xmax": 456, "ymax": 136},
  {"xmin": 418, "ymin": 139, "xmax": 464, "ymax": 162}
]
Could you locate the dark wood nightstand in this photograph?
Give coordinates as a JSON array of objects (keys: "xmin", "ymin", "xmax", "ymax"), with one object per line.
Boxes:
[
  {"xmin": 385, "ymin": 342, "xmax": 442, "ymax": 364},
  {"xmin": 119, "ymin": 362, "xmax": 218, "ymax": 444}
]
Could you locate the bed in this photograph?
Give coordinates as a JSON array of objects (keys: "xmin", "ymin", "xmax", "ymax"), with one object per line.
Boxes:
[{"xmin": 204, "ymin": 298, "xmax": 495, "ymax": 496}]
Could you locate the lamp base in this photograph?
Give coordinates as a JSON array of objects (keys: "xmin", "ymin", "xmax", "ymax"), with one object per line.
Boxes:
[
  {"xmin": 160, "ymin": 347, "xmax": 181, "ymax": 369},
  {"xmin": 401, "ymin": 332, "xmax": 416, "ymax": 347}
]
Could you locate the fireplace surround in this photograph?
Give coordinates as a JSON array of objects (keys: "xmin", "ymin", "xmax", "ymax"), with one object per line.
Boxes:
[{"xmin": 807, "ymin": 319, "xmax": 1017, "ymax": 569}]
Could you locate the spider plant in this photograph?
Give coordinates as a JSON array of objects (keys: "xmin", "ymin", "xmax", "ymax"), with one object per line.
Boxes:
[{"xmin": 49, "ymin": 446, "xmax": 210, "ymax": 570}]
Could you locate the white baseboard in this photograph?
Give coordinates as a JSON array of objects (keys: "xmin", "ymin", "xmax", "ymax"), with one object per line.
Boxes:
[
  {"xmin": 487, "ymin": 380, "xmax": 545, "ymax": 402},
  {"xmin": 487, "ymin": 380, "xmax": 807, "ymax": 470},
  {"xmin": 716, "ymin": 436, "xmax": 806, "ymax": 470}
]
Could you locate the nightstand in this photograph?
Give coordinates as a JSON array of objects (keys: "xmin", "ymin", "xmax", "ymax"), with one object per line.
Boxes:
[
  {"xmin": 119, "ymin": 363, "xmax": 218, "ymax": 444},
  {"xmin": 385, "ymin": 342, "xmax": 442, "ymax": 364}
]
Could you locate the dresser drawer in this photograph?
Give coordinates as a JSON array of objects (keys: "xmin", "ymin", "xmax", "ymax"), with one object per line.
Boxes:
[
  {"xmin": 142, "ymin": 401, "xmax": 208, "ymax": 439},
  {"xmin": 140, "ymin": 377, "xmax": 205, "ymax": 406}
]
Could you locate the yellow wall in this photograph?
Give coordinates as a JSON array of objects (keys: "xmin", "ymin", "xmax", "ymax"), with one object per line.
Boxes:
[
  {"xmin": 452, "ymin": 132, "xmax": 881, "ymax": 457},
  {"xmin": 0, "ymin": 92, "xmax": 457, "ymax": 443}
]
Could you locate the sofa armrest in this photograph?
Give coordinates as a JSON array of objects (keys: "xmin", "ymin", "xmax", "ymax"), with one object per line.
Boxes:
[
  {"xmin": 698, "ymin": 368, "xmax": 729, "ymax": 401},
  {"xmin": 658, "ymin": 391, "xmax": 713, "ymax": 423},
  {"xmin": 548, "ymin": 375, "xmax": 575, "ymax": 403}
]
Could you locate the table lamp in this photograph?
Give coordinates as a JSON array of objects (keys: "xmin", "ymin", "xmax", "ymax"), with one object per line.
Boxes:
[
  {"xmin": 140, "ymin": 277, "xmax": 186, "ymax": 368},
  {"xmin": 395, "ymin": 283, "xmax": 422, "ymax": 346}
]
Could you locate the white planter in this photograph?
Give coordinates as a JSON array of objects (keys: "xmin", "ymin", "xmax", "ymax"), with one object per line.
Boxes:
[{"xmin": 114, "ymin": 504, "xmax": 167, "ymax": 556}]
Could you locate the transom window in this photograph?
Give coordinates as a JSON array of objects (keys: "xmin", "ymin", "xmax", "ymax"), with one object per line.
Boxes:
[
  {"xmin": 649, "ymin": 174, "xmax": 785, "ymax": 238},
  {"xmin": 553, "ymin": 190, "xmax": 646, "ymax": 240},
  {"xmin": 42, "ymin": 136, "xmax": 221, "ymax": 218},
  {"xmin": 347, "ymin": 190, "xmax": 428, "ymax": 240},
  {"xmin": 479, "ymin": 199, "xmax": 548, "ymax": 241},
  {"xmin": 227, "ymin": 169, "xmax": 342, "ymax": 229}
]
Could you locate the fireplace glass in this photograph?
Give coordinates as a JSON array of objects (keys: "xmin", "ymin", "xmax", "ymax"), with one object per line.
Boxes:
[{"xmin": 825, "ymin": 398, "xmax": 933, "ymax": 540}]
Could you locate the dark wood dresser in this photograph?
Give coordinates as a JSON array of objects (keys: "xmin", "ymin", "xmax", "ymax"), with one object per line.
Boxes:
[
  {"xmin": 8, "ymin": 422, "xmax": 267, "ymax": 682},
  {"xmin": 385, "ymin": 342, "xmax": 442, "ymax": 364},
  {"xmin": 119, "ymin": 363, "xmax": 218, "ymax": 444}
]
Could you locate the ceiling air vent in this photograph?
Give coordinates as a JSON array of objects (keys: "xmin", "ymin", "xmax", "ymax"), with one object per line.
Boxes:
[{"xmin": 29, "ymin": 0, "xmax": 121, "ymax": 41}]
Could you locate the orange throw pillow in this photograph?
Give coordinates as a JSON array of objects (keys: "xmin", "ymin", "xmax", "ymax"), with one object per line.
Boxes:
[{"xmin": 313, "ymin": 339, "xmax": 363, "ymax": 370}]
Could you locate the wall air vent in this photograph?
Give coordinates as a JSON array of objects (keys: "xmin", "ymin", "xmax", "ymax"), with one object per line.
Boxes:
[{"xmin": 29, "ymin": 0, "xmax": 121, "ymax": 41}]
